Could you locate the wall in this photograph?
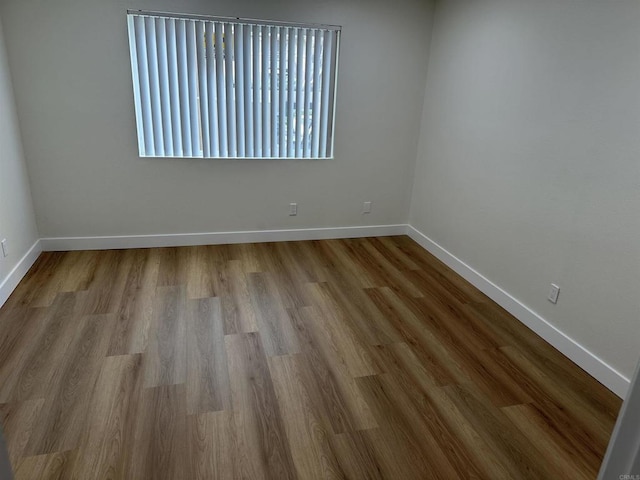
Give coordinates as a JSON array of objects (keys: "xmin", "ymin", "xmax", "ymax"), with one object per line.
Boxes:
[
  {"xmin": 410, "ymin": 0, "xmax": 640, "ymax": 381},
  {"xmin": 0, "ymin": 16, "xmax": 38, "ymax": 288},
  {"xmin": 0, "ymin": 0, "xmax": 433, "ymax": 238}
]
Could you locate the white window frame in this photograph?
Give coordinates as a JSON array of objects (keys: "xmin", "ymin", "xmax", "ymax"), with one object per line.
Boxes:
[{"xmin": 127, "ymin": 10, "xmax": 341, "ymax": 159}]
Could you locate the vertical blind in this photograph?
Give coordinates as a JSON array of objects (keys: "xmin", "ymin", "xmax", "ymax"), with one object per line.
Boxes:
[{"xmin": 127, "ymin": 12, "xmax": 341, "ymax": 159}]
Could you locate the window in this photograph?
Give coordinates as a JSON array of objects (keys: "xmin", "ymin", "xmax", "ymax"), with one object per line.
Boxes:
[{"xmin": 127, "ymin": 11, "xmax": 341, "ymax": 159}]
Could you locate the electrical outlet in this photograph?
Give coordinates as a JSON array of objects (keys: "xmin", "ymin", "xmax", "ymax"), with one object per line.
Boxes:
[
  {"xmin": 289, "ymin": 203, "xmax": 298, "ymax": 216},
  {"xmin": 362, "ymin": 201, "xmax": 372, "ymax": 214},
  {"xmin": 548, "ymin": 283, "xmax": 560, "ymax": 304},
  {"xmin": 1, "ymin": 239, "xmax": 7, "ymax": 258}
]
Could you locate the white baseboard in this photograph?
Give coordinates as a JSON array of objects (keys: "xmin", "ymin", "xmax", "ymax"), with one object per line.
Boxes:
[
  {"xmin": 407, "ymin": 226, "xmax": 630, "ymax": 399},
  {"xmin": 0, "ymin": 240, "xmax": 42, "ymax": 309},
  {"xmin": 40, "ymin": 224, "xmax": 408, "ymax": 251}
]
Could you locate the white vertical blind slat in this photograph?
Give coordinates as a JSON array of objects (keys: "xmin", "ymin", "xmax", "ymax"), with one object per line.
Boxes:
[
  {"xmin": 286, "ymin": 28, "xmax": 297, "ymax": 157},
  {"xmin": 327, "ymin": 31, "xmax": 339, "ymax": 158},
  {"xmin": 196, "ymin": 21, "xmax": 211, "ymax": 157},
  {"xmin": 278, "ymin": 27, "xmax": 288, "ymax": 155},
  {"xmin": 295, "ymin": 29, "xmax": 306, "ymax": 158},
  {"xmin": 319, "ymin": 30, "xmax": 333, "ymax": 158},
  {"xmin": 303, "ymin": 29, "xmax": 314, "ymax": 158},
  {"xmin": 166, "ymin": 19, "xmax": 183, "ymax": 156},
  {"xmin": 253, "ymin": 25, "xmax": 263, "ymax": 157},
  {"xmin": 262, "ymin": 26, "xmax": 271, "ymax": 157},
  {"xmin": 185, "ymin": 20, "xmax": 201, "ymax": 155},
  {"xmin": 311, "ymin": 29, "xmax": 323, "ymax": 158},
  {"xmin": 156, "ymin": 18, "xmax": 174, "ymax": 156},
  {"xmin": 243, "ymin": 25, "xmax": 254, "ymax": 157},
  {"xmin": 175, "ymin": 20, "xmax": 193, "ymax": 156},
  {"xmin": 270, "ymin": 27, "xmax": 279, "ymax": 157},
  {"xmin": 214, "ymin": 23, "xmax": 228, "ymax": 157},
  {"xmin": 205, "ymin": 22, "xmax": 220, "ymax": 157},
  {"xmin": 224, "ymin": 23, "xmax": 237, "ymax": 157},
  {"xmin": 235, "ymin": 24, "xmax": 246, "ymax": 157},
  {"xmin": 128, "ymin": 16, "xmax": 149, "ymax": 155},
  {"xmin": 144, "ymin": 17, "xmax": 165, "ymax": 156}
]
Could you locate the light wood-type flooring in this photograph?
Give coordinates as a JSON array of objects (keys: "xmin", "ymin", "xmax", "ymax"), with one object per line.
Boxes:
[{"xmin": 0, "ymin": 236, "xmax": 621, "ymax": 479}]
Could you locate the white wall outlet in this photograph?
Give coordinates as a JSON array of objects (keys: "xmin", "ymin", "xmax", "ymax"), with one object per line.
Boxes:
[
  {"xmin": 548, "ymin": 283, "xmax": 560, "ymax": 304},
  {"xmin": 1, "ymin": 239, "xmax": 7, "ymax": 258},
  {"xmin": 289, "ymin": 203, "xmax": 298, "ymax": 216},
  {"xmin": 362, "ymin": 201, "xmax": 372, "ymax": 214}
]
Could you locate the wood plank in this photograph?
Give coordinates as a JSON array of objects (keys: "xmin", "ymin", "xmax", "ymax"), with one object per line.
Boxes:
[
  {"xmin": 225, "ymin": 332, "xmax": 297, "ymax": 480},
  {"xmin": 345, "ymin": 238, "xmax": 424, "ymax": 297},
  {"xmin": 268, "ymin": 354, "xmax": 344, "ymax": 479},
  {"xmin": 3, "ymin": 252, "xmax": 65, "ymax": 310},
  {"xmin": 367, "ymin": 343, "xmax": 491, "ymax": 478},
  {"xmin": 416, "ymin": 385, "xmax": 514, "ymax": 479},
  {"xmin": 469, "ymin": 300, "xmax": 621, "ymax": 421},
  {"xmin": 71, "ymin": 354, "xmax": 142, "ymax": 479},
  {"xmin": 289, "ymin": 241, "xmax": 329, "ymax": 283},
  {"xmin": 365, "ymin": 287, "xmax": 464, "ymax": 386},
  {"xmin": 329, "ymin": 430, "xmax": 385, "ymax": 480},
  {"xmin": 144, "ymin": 286, "xmax": 187, "ymax": 387},
  {"xmin": 14, "ymin": 450, "xmax": 76, "ymax": 480},
  {"xmin": 186, "ymin": 297, "xmax": 231, "ymax": 414},
  {"xmin": 287, "ymin": 307, "xmax": 379, "ymax": 434},
  {"xmin": 230, "ymin": 243, "xmax": 262, "ymax": 273},
  {"xmin": 316, "ymin": 275, "xmax": 403, "ymax": 346},
  {"xmin": 0, "ymin": 399, "xmax": 44, "ymax": 466},
  {"xmin": 0, "ymin": 307, "xmax": 49, "ymax": 401},
  {"xmin": 1, "ymin": 293, "xmax": 84, "ymax": 403},
  {"xmin": 356, "ymin": 373, "xmax": 459, "ymax": 479},
  {"xmin": 253, "ymin": 243, "xmax": 311, "ymax": 309},
  {"xmin": 188, "ymin": 410, "xmax": 237, "ymax": 480},
  {"xmin": 317, "ymin": 240, "xmax": 377, "ymax": 289},
  {"xmin": 216, "ymin": 259, "xmax": 259, "ymax": 335},
  {"xmin": 25, "ymin": 313, "xmax": 116, "ymax": 455},
  {"xmin": 107, "ymin": 248, "xmax": 160, "ymax": 356},
  {"xmin": 502, "ymin": 403, "xmax": 597, "ymax": 479},
  {"xmin": 497, "ymin": 345, "xmax": 614, "ymax": 454},
  {"xmin": 186, "ymin": 245, "xmax": 216, "ymax": 300},
  {"xmin": 79, "ymin": 250, "xmax": 134, "ymax": 315},
  {"xmin": 58, "ymin": 250, "xmax": 98, "ymax": 292},
  {"xmin": 247, "ymin": 272, "xmax": 299, "ymax": 357},
  {"xmin": 124, "ymin": 384, "xmax": 188, "ymax": 479},
  {"xmin": 25, "ymin": 253, "xmax": 71, "ymax": 308},
  {"xmin": 156, "ymin": 247, "xmax": 187, "ymax": 287},
  {"xmin": 442, "ymin": 383, "xmax": 557, "ymax": 480},
  {"xmin": 391, "ymin": 235, "xmax": 488, "ymax": 303},
  {"xmin": 370, "ymin": 236, "xmax": 421, "ymax": 271},
  {"xmin": 305, "ymin": 284, "xmax": 381, "ymax": 378}
]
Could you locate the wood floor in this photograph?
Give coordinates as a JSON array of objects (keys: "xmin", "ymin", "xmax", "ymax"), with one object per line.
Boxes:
[{"xmin": 0, "ymin": 236, "xmax": 621, "ymax": 479}]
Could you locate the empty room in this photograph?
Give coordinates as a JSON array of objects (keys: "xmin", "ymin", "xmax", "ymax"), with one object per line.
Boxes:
[{"xmin": 0, "ymin": 0, "xmax": 638, "ymax": 478}]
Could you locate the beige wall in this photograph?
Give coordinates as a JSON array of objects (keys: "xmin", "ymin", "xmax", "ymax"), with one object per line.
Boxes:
[
  {"xmin": 410, "ymin": 0, "xmax": 640, "ymax": 379},
  {"xmin": 0, "ymin": 0, "xmax": 433, "ymax": 237},
  {"xmin": 0, "ymin": 16, "xmax": 38, "ymax": 283}
]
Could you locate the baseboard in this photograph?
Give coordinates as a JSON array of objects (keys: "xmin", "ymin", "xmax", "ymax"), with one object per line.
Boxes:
[
  {"xmin": 40, "ymin": 224, "xmax": 408, "ymax": 251},
  {"xmin": 407, "ymin": 226, "xmax": 630, "ymax": 399},
  {"xmin": 0, "ymin": 240, "xmax": 42, "ymax": 309}
]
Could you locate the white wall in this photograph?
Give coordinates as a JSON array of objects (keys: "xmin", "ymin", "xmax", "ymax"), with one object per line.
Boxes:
[
  {"xmin": 0, "ymin": 16, "xmax": 38, "ymax": 285},
  {"xmin": 411, "ymin": 0, "xmax": 640, "ymax": 380},
  {"xmin": 0, "ymin": 0, "xmax": 433, "ymax": 238}
]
